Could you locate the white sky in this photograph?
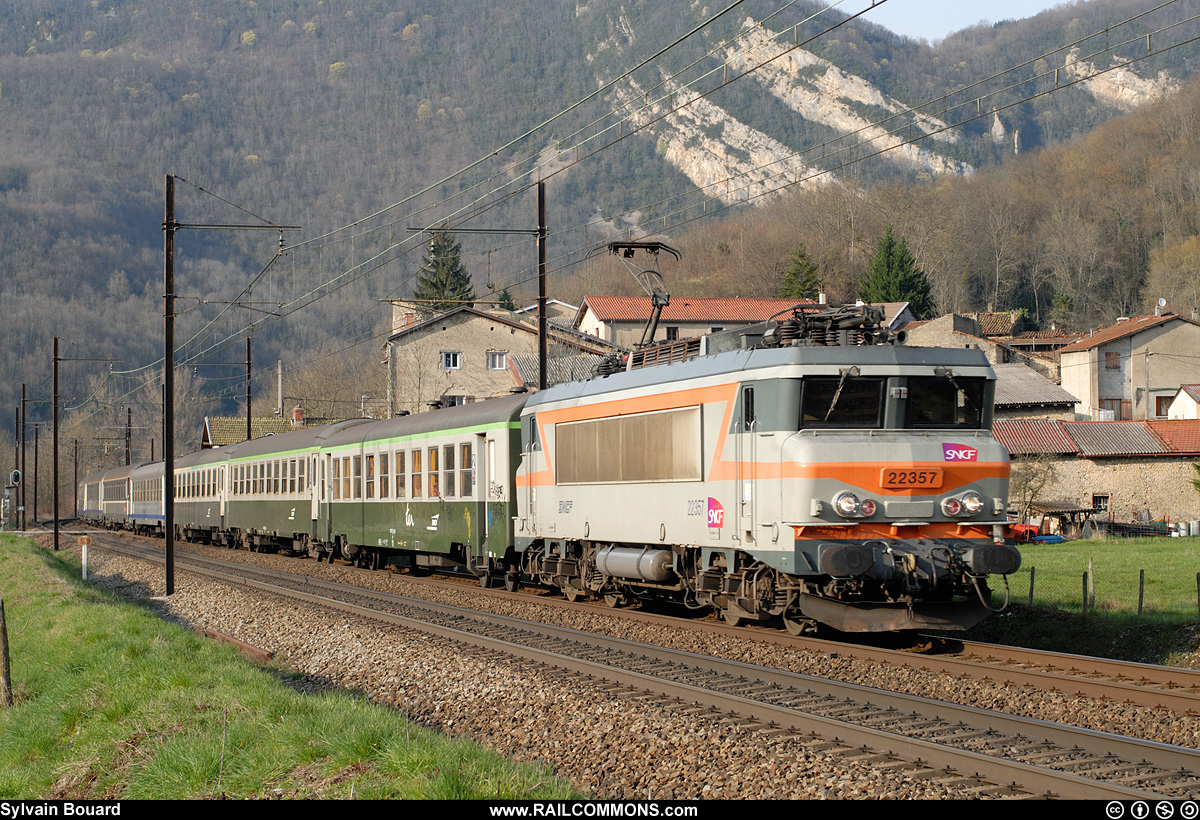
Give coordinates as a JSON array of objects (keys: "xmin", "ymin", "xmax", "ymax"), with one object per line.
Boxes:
[{"xmin": 850, "ymin": 0, "xmax": 1076, "ymax": 42}]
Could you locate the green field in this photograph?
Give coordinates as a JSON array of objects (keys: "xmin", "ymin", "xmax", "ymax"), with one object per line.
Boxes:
[
  {"xmin": 1004, "ymin": 536, "xmax": 1200, "ymax": 619},
  {"xmin": 0, "ymin": 534, "xmax": 581, "ymax": 800}
]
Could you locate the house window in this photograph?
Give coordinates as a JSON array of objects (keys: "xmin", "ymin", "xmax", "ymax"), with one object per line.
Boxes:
[
  {"xmin": 710, "ymin": 326, "xmax": 724, "ymax": 334},
  {"xmin": 443, "ymin": 395, "xmax": 469, "ymax": 407},
  {"xmin": 665, "ymin": 326, "xmax": 679, "ymax": 341},
  {"xmin": 441, "ymin": 351, "xmax": 461, "ymax": 370},
  {"xmin": 487, "ymin": 351, "xmax": 508, "ymax": 370},
  {"xmin": 1105, "ymin": 351, "xmax": 1120, "ymax": 370},
  {"xmin": 1156, "ymin": 395, "xmax": 1173, "ymax": 418},
  {"xmin": 1099, "ymin": 399, "xmax": 1130, "ymax": 420},
  {"xmin": 1092, "ymin": 494, "xmax": 1110, "ymax": 512}
]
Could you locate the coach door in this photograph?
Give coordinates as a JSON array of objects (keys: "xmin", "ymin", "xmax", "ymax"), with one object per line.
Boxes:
[
  {"xmin": 735, "ymin": 385, "xmax": 757, "ymax": 544},
  {"xmin": 310, "ymin": 454, "xmax": 319, "ymax": 533}
]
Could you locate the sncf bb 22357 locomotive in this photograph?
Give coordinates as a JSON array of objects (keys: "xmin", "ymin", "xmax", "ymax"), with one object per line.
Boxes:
[{"xmin": 79, "ymin": 305, "xmax": 1020, "ymax": 634}]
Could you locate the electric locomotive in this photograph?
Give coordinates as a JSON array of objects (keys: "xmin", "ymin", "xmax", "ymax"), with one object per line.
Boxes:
[{"xmin": 512, "ymin": 305, "xmax": 1020, "ymax": 633}]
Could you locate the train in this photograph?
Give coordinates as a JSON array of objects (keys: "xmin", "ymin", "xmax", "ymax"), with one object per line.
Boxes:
[{"xmin": 77, "ymin": 304, "xmax": 1021, "ymax": 634}]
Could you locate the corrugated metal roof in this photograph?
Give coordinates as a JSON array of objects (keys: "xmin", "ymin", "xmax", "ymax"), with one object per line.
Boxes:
[
  {"xmin": 1146, "ymin": 420, "xmax": 1200, "ymax": 454},
  {"xmin": 992, "ymin": 363, "xmax": 1078, "ymax": 407},
  {"xmin": 1062, "ymin": 421, "xmax": 1167, "ymax": 456},
  {"xmin": 992, "ymin": 420, "xmax": 1078, "ymax": 455},
  {"xmin": 1056, "ymin": 314, "xmax": 1178, "ymax": 353},
  {"xmin": 581, "ymin": 296, "xmax": 814, "ymax": 323}
]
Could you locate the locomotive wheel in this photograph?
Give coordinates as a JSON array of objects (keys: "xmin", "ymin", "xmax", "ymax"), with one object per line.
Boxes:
[
  {"xmin": 479, "ymin": 572, "xmax": 495, "ymax": 589},
  {"xmin": 783, "ymin": 613, "xmax": 818, "ymax": 636},
  {"xmin": 603, "ymin": 592, "xmax": 624, "ymax": 609},
  {"xmin": 504, "ymin": 572, "xmax": 521, "ymax": 593},
  {"xmin": 562, "ymin": 584, "xmax": 587, "ymax": 603},
  {"xmin": 720, "ymin": 608, "xmax": 745, "ymax": 628}
]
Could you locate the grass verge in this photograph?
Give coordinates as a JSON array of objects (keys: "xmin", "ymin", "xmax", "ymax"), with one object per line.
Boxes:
[{"xmin": 0, "ymin": 534, "xmax": 582, "ymax": 800}]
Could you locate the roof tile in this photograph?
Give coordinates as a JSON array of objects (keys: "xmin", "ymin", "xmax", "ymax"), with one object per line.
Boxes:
[
  {"xmin": 1062, "ymin": 421, "xmax": 1167, "ymax": 456},
  {"xmin": 992, "ymin": 420, "xmax": 1078, "ymax": 455}
]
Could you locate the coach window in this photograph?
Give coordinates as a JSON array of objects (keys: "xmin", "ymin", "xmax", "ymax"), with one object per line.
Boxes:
[
  {"xmin": 366, "ymin": 455, "xmax": 375, "ymax": 499},
  {"xmin": 353, "ymin": 456, "xmax": 362, "ymax": 499},
  {"xmin": 428, "ymin": 447, "xmax": 440, "ymax": 498},
  {"xmin": 331, "ymin": 458, "xmax": 341, "ymax": 500},
  {"xmin": 395, "ymin": 450, "xmax": 406, "ymax": 498},
  {"xmin": 298, "ymin": 459, "xmax": 306, "ymax": 494},
  {"xmin": 443, "ymin": 444, "xmax": 455, "ymax": 497},
  {"xmin": 411, "ymin": 449, "xmax": 422, "ymax": 498},
  {"xmin": 379, "ymin": 453, "xmax": 389, "ymax": 498},
  {"xmin": 275, "ymin": 460, "xmax": 283, "ymax": 494},
  {"xmin": 342, "ymin": 457, "xmax": 351, "ymax": 499},
  {"xmin": 289, "ymin": 459, "xmax": 297, "ymax": 494},
  {"xmin": 460, "ymin": 443, "xmax": 473, "ymax": 498}
]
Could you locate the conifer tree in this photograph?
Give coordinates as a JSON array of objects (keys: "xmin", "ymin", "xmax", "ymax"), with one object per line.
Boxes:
[
  {"xmin": 858, "ymin": 224, "xmax": 935, "ymax": 318},
  {"xmin": 497, "ymin": 287, "xmax": 516, "ymax": 311},
  {"xmin": 414, "ymin": 230, "xmax": 475, "ymax": 311},
  {"xmin": 778, "ymin": 243, "xmax": 821, "ymax": 301}
]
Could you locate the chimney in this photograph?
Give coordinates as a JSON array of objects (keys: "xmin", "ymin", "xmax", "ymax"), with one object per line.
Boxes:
[{"xmin": 291, "ymin": 405, "xmax": 304, "ymax": 427}]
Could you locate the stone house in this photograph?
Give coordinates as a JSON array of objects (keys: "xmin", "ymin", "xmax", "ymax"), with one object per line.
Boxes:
[
  {"xmin": 901, "ymin": 314, "xmax": 1060, "ymax": 379},
  {"xmin": 993, "ymin": 418, "xmax": 1200, "ymax": 521},
  {"xmin": 383, "ymin": 306, "xmax": 617, "ymax": 416},
  {"xmin": 1057, "ymin": 313, "xmax": 1200, "ymax": 421}
]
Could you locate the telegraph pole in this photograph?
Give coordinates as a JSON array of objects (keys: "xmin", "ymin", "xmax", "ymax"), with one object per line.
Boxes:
[
  {"xmin": 53, "ymin": 338, "xmax": 58, "ymax": 549},
  {"xmin": 32, "ymin": 424, "xmax": 37, "ymax": 525},
  {"xmin": 20, "ymin": 384, "xmax": 25, "ymax": 531},
  {"xmin": 164, "ymin": 174, "xmax": 176, "ymax": 595},
  {"xmin": 537, "ymin": 181, "xmax": 547, "ymax": 391},
  {"xmin": 246, "ymin": 337, "xmax": 253, "ymax": 443},
  {"xmin": 162, "ymin": 173, "xmax": 298, "ymax": 595}
]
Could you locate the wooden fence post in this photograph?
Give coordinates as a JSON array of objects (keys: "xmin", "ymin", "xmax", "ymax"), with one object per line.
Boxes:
[
  {"xmin": 1028, "ymin": 566, "xmax": 1035, "ymax": 607},
  {"xmin": 0, "ymin": 599, "xmax": 12, "ymax": 708},
  {"xmin": 1138, "ymin": 569, "xmax": 1145, "ymax": 618}
]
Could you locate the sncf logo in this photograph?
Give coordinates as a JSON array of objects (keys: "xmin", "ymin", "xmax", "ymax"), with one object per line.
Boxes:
[
  {"xmin": 707, "ymin": 498, "xmax": 725, "ymax": 528},
  {"xmin": 942, "ymin": 444, "xmax": 978, "ymax": 462}
]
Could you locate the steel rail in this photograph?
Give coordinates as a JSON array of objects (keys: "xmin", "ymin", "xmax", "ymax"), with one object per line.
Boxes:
[{"xmin": 92, "ymin": 536, "xmax": 1200, "ymax": 800}]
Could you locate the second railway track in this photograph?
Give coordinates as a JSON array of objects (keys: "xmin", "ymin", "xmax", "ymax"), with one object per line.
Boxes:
[{"xmin": 82, "ymin": 532, "xmax": 1200, "ymax": 799}]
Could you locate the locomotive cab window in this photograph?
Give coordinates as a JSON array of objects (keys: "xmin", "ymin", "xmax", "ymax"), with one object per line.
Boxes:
[
  {"xmin": 800, "ymin": 376, "xmax": 885, "ymax": 428},
  {"xmin": 905, "ymin": 376, "xmax": 987, "ymax": 429}
]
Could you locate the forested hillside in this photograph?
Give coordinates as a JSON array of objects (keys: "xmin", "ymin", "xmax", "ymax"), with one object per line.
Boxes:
[{"xmin": 1, "ymin": 0, "xmax": 1197, "ymax": 455}]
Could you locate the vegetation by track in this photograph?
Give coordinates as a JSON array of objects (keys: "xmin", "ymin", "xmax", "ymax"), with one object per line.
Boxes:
[{"xmin": 0, "ymin": 533, "xmax": 580, "ymax": 800}]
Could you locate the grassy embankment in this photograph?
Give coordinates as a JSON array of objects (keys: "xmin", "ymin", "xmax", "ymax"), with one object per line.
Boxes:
[
  {"xmin": 964, "ymin": 537, "xmax": 1200, "ymax": 666},
  {"xmin": 0, "ymin": 534, "xmax": 582, "ymax": 800}
]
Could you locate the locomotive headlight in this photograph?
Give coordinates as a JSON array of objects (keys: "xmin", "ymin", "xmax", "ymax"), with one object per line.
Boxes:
[
  {"xmin": 941, "ymin": 497, "xmax": 963, "ymax": 517},
  {"xmin": 961, "ymin": 491, "xmax": 985, "ymax": 516},
  {"xmin": 834, "ymin": 491, "xmax": 861, "ymax": 516}
]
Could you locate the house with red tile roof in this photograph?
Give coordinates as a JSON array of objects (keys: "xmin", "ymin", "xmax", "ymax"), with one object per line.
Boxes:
[{"xmin": 1058, "ymin": 314, "xmax": 1200, "ymax": 421}]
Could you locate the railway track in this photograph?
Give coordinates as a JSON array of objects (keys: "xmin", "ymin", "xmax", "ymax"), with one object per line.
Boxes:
[{"xmin": 84, "ymin": 532, "xmax": 1200, "ymax": 799}]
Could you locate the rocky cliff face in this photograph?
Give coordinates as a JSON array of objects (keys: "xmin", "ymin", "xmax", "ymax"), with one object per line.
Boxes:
[
  {"xmin": 615, "ymin": 76, "xmax": 831, "ymax": 206},
  {"xmin": 726, "ymin": 19, "xmax": 971, "ymax": 179},
  {"xmin": 1064, "ymin": 47, "xmax": 1179, "ymax": 111}
]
